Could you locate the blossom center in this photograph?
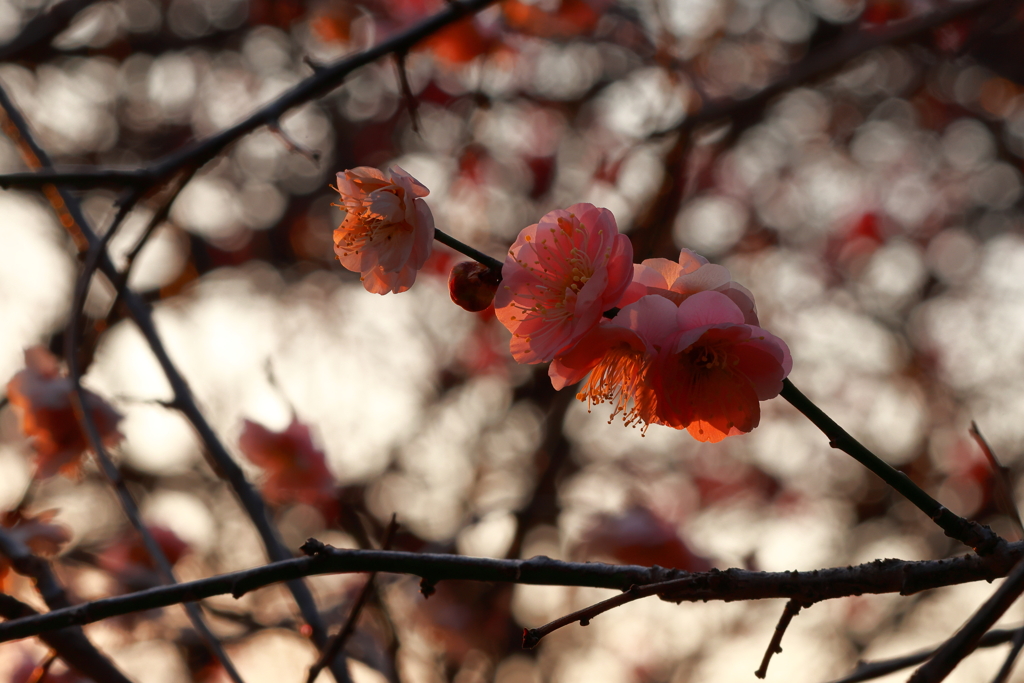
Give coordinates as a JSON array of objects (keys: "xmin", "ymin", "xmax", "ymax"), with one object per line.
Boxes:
[{"xmin": 577, "ymin": 344, "xmax": 656, "ymax": 432}]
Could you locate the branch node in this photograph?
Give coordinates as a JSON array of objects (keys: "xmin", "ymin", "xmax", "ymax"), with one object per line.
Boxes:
[
  {"xmin": 300, "ymin": 537, "xmax": 328, "ymax": 556},
  {"xmin": 419, "ymin": 577, "xmax": 437, "ymax": 598}
]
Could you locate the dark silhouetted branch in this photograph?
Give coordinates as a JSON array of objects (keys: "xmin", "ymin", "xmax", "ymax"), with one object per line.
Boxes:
[
  {"xmin": 0, "ymin": 593, "xmax": 135, "ymax": 683},
  {"xmin": 909, "ymin": 556, "xmax": 1024, "ymax": 683},
  {"xmin": 63, "ymin": 188, "xmax": 247, "ymax": 683},
  {"xmin": 0, "ymin": 528, "xmax": 135, "ymax": 683},
  {"xmin": 755, "ymin": 599, "xmax": 811, "ymax": 679},
  {"xmin": 0, "ymin": 0, "xmax": 499, "ymax": 190},
  {"xmin": 970, "ymin": 421, "xmax": 1023, "ymax": 538},
  {"xmin": 307, "ymin": 517, "xmax": 399, "ymax": 683},
  {"xmin": 4, "ymin": 541, "xmax": 1024, "ymax": 644},
  {"xmin": 780, "ymin": 379, "xmax": 1001, "ymax": 554},
  {"xmin": 826, "ymin": 627, "xmax": 1023, "ymax": 683},
  {"xmin": 0, "ymin": 82, "xmax": 351, "ymax": 683}
]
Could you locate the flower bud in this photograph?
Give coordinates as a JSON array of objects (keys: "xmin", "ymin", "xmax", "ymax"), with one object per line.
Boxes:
[{"xmin": 448, "ymin": 261, "xmax": 501, "ymax": 312}]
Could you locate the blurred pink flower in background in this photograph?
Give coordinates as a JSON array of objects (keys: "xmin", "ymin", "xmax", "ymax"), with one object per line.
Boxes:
[
  {"xmin": 238, "ymin": 418, "xmax": 337, "ymax": 512},
  {"xmin": 618, "ymin": 249, "xmax": 759, "ymax": 324},
  {"xmin": 333, "ymin": 166, "xmax": 435, "ymax": 294},
  {"xmin": 494, "ymin": 203, "xmax": 633, "ymax": 363},
  {"xmin": 6, "ymin": 346, "xmax": 122, "ymax": 479}
]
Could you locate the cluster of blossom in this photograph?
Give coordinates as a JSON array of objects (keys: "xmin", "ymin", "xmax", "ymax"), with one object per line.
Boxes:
[{"xmin": 333, "ymin": 167, "xmax": 792, "ymax": 441}]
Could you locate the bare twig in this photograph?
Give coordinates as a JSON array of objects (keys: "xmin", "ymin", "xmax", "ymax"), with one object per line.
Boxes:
[
  {"xmin": 970, "ymin": 421, "xmax": 1024, "ymax": 539},
  {"xmin": 991, "ymin": 625, "xmax": 1024, "ymax": 683},
  {"xmin": 4, "ymin": 541, "xmax": 1024, "ymax": 644},
  {"xmin": 661, "ymin": 0, "xmax": 1001, "ymax": 138},
  {"xmin": 0, "ymin": 528, "xmax": 135, "ymax": 683},
  {"xmin": 62, "ymin": 189, "xmax": 247, "ymax": 683},
  {"xmin": 307, "ymin": 517, "xmax": 400, "ymax": 683},
  {"xmin": 755, "ymin": 599, "xmax": 811, "ymax": 679},
  {"xmin": 825, "ymin": 627, "xmax": 1023, "ymax": 683},
  {"xmin": 780, "ymin": 380, "xmax": 1001, "ymax": 554},
  {"xmin": 0, "ymin": 0, "xmax": 500, "ymax": 190},
  {"xmin": 0, "ymin": 83, "xmax": 351, "ymax": 683},
  {"xmin": 909, "ymin": 556, "xmax": 1024, "ymax": 683}
]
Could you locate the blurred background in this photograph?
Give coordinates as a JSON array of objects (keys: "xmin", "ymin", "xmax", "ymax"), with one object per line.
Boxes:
[{"xmin": 1, "ymin": 0, "xmax": 1024, "ymax": 680}]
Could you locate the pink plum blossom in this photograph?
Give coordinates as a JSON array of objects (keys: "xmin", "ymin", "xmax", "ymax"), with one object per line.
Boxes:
[
  {"xmin": 649, "ymin": 290, "xmax": 791, "ymax": 442},
  {"xmin": 551, "ymin": 291, "xmax": 790, "ymax": 440},
  {"xmin": 333, "ymin": 166, "xmax": 434, "ymax": 294},
  {"xmin": 495, "ymin": 203, "xmax": 633, "ymax": 363},
  {"xmin": 618, "ymin": 249, "xmax": 758, "ymax": 325}
]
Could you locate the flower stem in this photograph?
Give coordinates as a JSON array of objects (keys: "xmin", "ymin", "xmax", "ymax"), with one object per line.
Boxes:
[
  {"xmin": 434, "ymin": 228, "xmax": 504, "ymax": 272},
  {"xmin": 780, "ymin": 379, "xmax": 1001, "ymax": 554}
]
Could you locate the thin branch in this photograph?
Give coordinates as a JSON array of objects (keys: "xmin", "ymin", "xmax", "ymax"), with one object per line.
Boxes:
[
  {"xmin": 62, "ymin": 190, "xmax": 246, "ymax": 683},
  {"xmin": 0, "ymin": 528, "xmax": 135, "ymax": 683},
  {"xmin": 0, "ymin": 0, "xmax": 500, "ymax": 190},
  {"xmin": 307, "ymin": 517, "xmax": 400, "ymax": 683},
  {"xmin": 991, "ymin": 625, "xmax": 1024, "ymax": 683},
  {"xmin": 909, "ymin": 556, "xmax": 1024, "ymax": 683},
  {"xmin": 434, "ymin": 228, "xmax": 504, "ymax": 271},
  {"xmin": 755, "ymin": 599, "xmax": 811, "ymax": 679},
  {"xmin": 661, "ymin": 0, "xmax": 1002, "ymax": 138},
  {"xmin": 970, "ymin": 421, "xmax": 1024, "ymax": 539},
  {"xmin": 780, "ymin": 379, "xmax": 1001, "ymax": 554},
  {"xmin": 4, "ymin": 541, "xmax": 1024, "ymax": 644},
  {"xmin": 825, "ymin": 627, "xmax": 1023, "ymax": 683},
  {"xmin": 0, "ymin": 83, "xmax": 352, "ymax": 683}
]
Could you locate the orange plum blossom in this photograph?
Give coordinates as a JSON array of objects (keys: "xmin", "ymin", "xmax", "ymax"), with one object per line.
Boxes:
[
  {"xmin": 650, "ymin": 290, "xmax": 791, "ymax": 442},
  {"xmin": 333, "ymin": 166, "xmax": 435, "ymax": 294},
  {"xmin": 617, "ymin": 249, "xmax": 759, "ymax": 324},
  {"xmin": 6, "ymin": 346, "xmax": 123, "ymax": 479},
  {"xmin": 494, "ymin": 203, "xmax": 633, "ymax": 363},
  {"xmin": 238, "ymin": 418, "xmax": 336, "ymax": 509},
  {"xmin": 549, "ymin": 291, "xmax": 790, "ymax": 441}
]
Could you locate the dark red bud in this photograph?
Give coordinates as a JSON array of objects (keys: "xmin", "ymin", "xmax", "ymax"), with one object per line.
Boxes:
[{"xmin": 448, "ymin": 261, "xmax": 501, "ymax": 312}]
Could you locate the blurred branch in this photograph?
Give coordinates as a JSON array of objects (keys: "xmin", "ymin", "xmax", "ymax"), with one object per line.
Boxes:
[
  {"xmin": 307, "ymin": 517, "xmax": 399, "ymax": 683},
  {"xmin": 0, "ymin": 83, "xmax": 353, "ymax": 683},
  {"xmin": 755, "ymin": 599, "xmax": 811, "ymax": 679},
  {"xmin": 663, "ymin": 0, "xmax": 1002, "ymax": 138},
  {"xmin": 0, "ymin": 528, "xmax": 135, "ymax": 683},
  {"xmin": 0, "ymin": 0, "xmax": 500, "ymax": 191},
  {"xmin": 826, "ymin": 626, "xmax": 1023, "ymax": 683},
  {"xmin": 0, "ymin": 0, "xmax": 98, "ymax": 63},
  {"xmin": 780, "ymin": 379, "xmax": 1002, "ymax": 554},
  {"xmin": 991, "ymin": 626, "xmax": 1024, "ymax": 683},
  {"xmin": 970, "ymin": 421, "xmax": 1024, "ymax": 539},
  {"xmin": 63, "ymin": 188, "xmax": 247, "ymax": 683},
  {"xmin": 0, "ymin": 593, "xmax": 135, "ymax": 683},
  {"xmin": 909, "ymin": 556, "xmax": 1024, "ymax": 682},
  {"xmin": 5, "ymin": 540, "xmax": 1024, "ymax": 643}
]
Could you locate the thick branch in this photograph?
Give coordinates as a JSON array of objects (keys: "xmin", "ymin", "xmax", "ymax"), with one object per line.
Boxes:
[{"xmin": 3, "ymin": 541, "xmax": 1024, "ymax": 644}]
